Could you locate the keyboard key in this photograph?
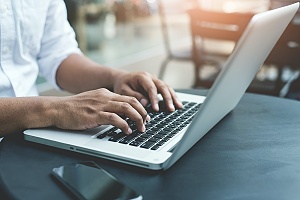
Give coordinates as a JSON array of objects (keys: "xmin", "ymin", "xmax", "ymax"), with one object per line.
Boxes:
[
  {"xmin": 97, "ymin": 127, "xmax": 117, "ymax": 139},
  {"xmin": 145, "ymin": 130, "xmax": 157, "ymax": 135},
  {"xmin": 140, "ymin": 133, "xmax": 152, "ymax": 138},
  {"xmin": 97, "ymin": 133, "xmax": 107, "ymax": 139},
  {"xmin": 162, "ymin": 127, "xmax": 174, "ymax": 132},
  {"xmin": 135, "ymin": 137, "xmax": 147, "ymax": 142},
  {"xmin": 108, "ymin": 132, "xmax": 126, "ymax": 142},
  {"xmin": 158, "ymin": 130, "xmax": 169, "ymax": 135},
  {"xmin": 140, "ymin": 141, "xmax": 155, "ymax": 149},
  {"xmin": 119, "ymin": 133, "xmax": 139, "ymax": 144},
  {"xmin": 148, "ymin": 137, "xmax": 160, "ymax": 143},
  {"xmin": 150, "ymin": 127, "xmax": 161, "ymax": 132},
  {"xmin": 129, "ymin": 141, "xmax": 142, "ymax": 146},
  {"xmin": 151, "ymin": 145, "xmax": 161, "ymax": 150},
  {"xmin": 161, "ymin": 137, "xmax": 170, "ymax": 143},
  {"xmin": 157, "ymin": 141, "xmax": 165, "ymax": 146},
  {"xmin": 171, "ymin": 129, "xmax": 180, "ymax": 134},
  {"xmin": 119, "ymin": 139, "xmax": 130, "ymax": 144},
  {"xmin": 153, "ymin": 133, "xmax": 165, "ymax": 139},
  {"xmin": 98, "ymin": 101, "xmax": 201, "ymax": 150}
]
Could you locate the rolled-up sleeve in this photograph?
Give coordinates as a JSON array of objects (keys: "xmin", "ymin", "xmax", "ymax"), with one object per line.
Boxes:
[{"xmin": 37, "ymin": 0, "xmax": 82, "ymax": 90}]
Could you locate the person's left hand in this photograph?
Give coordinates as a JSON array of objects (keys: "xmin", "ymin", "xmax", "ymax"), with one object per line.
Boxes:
[{"xmin": 113, "ymin": 72, "xmax": 182, "ymax": 112}]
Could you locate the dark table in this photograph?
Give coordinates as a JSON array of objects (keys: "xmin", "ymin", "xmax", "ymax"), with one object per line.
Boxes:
[{"xmin": 1, "ymin": 89, "xmax": 300, "ymax": 200}]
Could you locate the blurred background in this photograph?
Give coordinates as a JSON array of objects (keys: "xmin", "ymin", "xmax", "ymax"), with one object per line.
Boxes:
[{"xmin": 39, "ymin": 0, "xmax": 300, "ymax": 99}]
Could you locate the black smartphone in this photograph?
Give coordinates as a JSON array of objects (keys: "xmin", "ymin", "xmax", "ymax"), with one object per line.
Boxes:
[{"xmin": 51, "ymin": 161, "xmax": 142, "ymax": 200}]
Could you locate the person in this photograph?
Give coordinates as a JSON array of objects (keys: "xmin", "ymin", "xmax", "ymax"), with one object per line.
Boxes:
[{"xmin": 0, "ymin": 0, "xmax": 182, "ymax": 138}]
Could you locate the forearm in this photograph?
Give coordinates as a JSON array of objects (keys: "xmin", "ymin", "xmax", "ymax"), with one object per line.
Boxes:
[
  {"xmin": 56, "ymin": 54, "xmax": 128, "ymax": 93},
  {"xmin": 0, "ymin": 97, "xmax": 57, "ymax": 137}
]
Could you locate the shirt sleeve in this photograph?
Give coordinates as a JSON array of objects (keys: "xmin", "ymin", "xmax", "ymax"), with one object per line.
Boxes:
[{"xmin": 37, "ymin": 0, "xmax": 82, "ymax": 90}]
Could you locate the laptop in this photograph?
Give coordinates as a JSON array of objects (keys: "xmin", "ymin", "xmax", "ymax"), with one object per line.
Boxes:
[{"xmin": 24, "ymin": 3, "xmax": 299, "ymax": 170}]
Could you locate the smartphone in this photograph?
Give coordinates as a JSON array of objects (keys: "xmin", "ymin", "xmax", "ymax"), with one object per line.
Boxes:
[{"xmin": 51, "ymin": 161, "xmax": 142, "ymax": 200}]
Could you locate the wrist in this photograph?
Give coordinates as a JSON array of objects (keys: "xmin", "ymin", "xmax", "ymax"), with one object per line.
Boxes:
[
  {"xmin": 24, "ymin": 97, "xmax": 59, "ymax": 129},
  {"xmin": 110, "ymin": 69, "xmax": 128, "ymax": 91}
]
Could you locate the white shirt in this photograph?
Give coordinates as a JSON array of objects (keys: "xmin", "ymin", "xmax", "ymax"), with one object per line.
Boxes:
[{"xmin": 0, "ymin": 0, "xmax": 81, "ymax": 97}]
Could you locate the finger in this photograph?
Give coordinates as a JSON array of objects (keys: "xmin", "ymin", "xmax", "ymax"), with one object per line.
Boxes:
[
  {"xmin": 103, "ymin": 99, "xmax": 146, "ymax": 132},
  {"xmin": 117, "ymin": 85, "xmax": 149, "ymax": 107},
  {"xmin": 166, "ymin": 86, "xmax": 183, "ymax": 109},
  {"xmin": 137, "ymin": 76, "xmax": 159, "ymax": 111},
  {"xmin": 99, "ymin": 112, "xmax": 132, "ymax": 134},
  {"xmin": 154, "ymin": 81, "xmax": 182, "ymax": 111},
  {"xmin": 154, "ymin": 81, "xmax": 176, "ymax": 111},
  {"xmin": 110, "ymin": 90, "xmax": 150, "ymax": 124},
  {"xmin": 154, "ymin": 80, "xmax": 183, "ymax": 111},
  {"xmin": 119, "ymin": 95, "xmax": 149, "ymax": 123}
]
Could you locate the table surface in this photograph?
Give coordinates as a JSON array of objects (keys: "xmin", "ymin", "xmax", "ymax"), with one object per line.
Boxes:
[{"xmin": 1, "ymin": 89, "xmax": 300, "ymax": 200}]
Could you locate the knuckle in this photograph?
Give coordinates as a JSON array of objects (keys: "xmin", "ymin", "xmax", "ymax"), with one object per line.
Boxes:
[
  {"xmin": 134, "ymin": 113, "xmax": 144, "ymax": 122},
  {"xmin": 164, "ymin": 97, "xmax": 172, "ymax": 102},
  {"xmin": 139, "ymin": 71, "xmax": 149, "ymax": 78},
  {"xmin": 129, "ymin": 97, "xmax": 139, "ymax": 104},
  {"xmin": 160, "ymin": 84, "xmax": 168, "ymax": 90},
  {"xmin": 119, "ymin": 87, "xmax": 127, "ymax": 94},
  {"xmin": 106, "ymin": 113, "xmax": 118, "ymax": 122},
  {"xmin": 156, "ymin": 79, "xmax": 167, "ymax": 87},
  {"xmin": 98, "ymin": 88, "xmax": 109, "ymax": 94},
  {"xmin": 146, "ymin": 85, "xmax": 156, "ymax": 91},
  {"xmin": 121, "ymin": 102, "xmax": 131, "ymax": 111}
]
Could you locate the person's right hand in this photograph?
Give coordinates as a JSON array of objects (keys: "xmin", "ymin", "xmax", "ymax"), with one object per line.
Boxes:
[{"xmin": 51, "ymin": 88, "xmax": 149, "ymax": 134}]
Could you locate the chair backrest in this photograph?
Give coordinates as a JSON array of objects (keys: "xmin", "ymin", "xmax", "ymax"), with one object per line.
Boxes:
[
  {"xmin": 188, "ymin": 9, "xmax": 254, "ymax": 88},
  {"xmin": 188, "ymin": 9, "xmax": 254, "ymax": 43}
]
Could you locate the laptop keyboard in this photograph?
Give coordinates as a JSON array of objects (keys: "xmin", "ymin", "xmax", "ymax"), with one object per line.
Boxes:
[{"xmin": 97, "ymin": 101, "xmax": 201, "ymax": 150}]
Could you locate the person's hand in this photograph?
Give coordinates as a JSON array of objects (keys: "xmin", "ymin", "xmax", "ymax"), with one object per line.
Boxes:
[
  {"xmin": 113, "ymin": 72, "xmax": 183, "ymax": 112},
  {"xmin": 51, "ymin": 88, "xmax": 149, "ymax": 134}
]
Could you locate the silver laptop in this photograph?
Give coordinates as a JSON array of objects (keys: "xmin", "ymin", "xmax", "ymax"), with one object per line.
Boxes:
[{"xmin": 24, "ymin": 3, "xmax": 299, "ymax": 170}]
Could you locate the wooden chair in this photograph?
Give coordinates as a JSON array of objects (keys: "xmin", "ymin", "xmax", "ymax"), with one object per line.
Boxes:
[
  {"xmin": 188, "ymin": 9, "xmax": 253, "ymax": 88},
  {"xmin": 157, "ymin": 0, "xmax": 200, "ymax": 80}
]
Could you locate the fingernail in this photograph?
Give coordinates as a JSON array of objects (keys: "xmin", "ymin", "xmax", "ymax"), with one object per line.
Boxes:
[
  {"xmin": 169, "ymin": 104, "xmax": 175, "ymax": 111},
  {"xmin": 178, "ymin": 101, "xmax": 183, "ymax": 107},
  {"xmin": 140, "ymin": 98, "xmax": 148, "ymax": 106},
  {"xmin": 154, "ymin": 103, "xmax": 159, "ymax": 111},
  {"xmin": 146, "ymin": 114, "xmax": 151, "ymax": 122},
  {"xmin": 175, "ymin": 97, "xmax": 183, "ymax": 107},
  {"xmin": 142, "ymin": 125, "xmax": 146, "ymax": 132},
  {"xmin": 128, "ymin": 128, "xmax": 133, "ymax": 134}
]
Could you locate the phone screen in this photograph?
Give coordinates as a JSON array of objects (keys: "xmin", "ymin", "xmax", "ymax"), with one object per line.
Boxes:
[{"xmin": 51, "ymin": 161, "xmax": 142, "ymax": 200}]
